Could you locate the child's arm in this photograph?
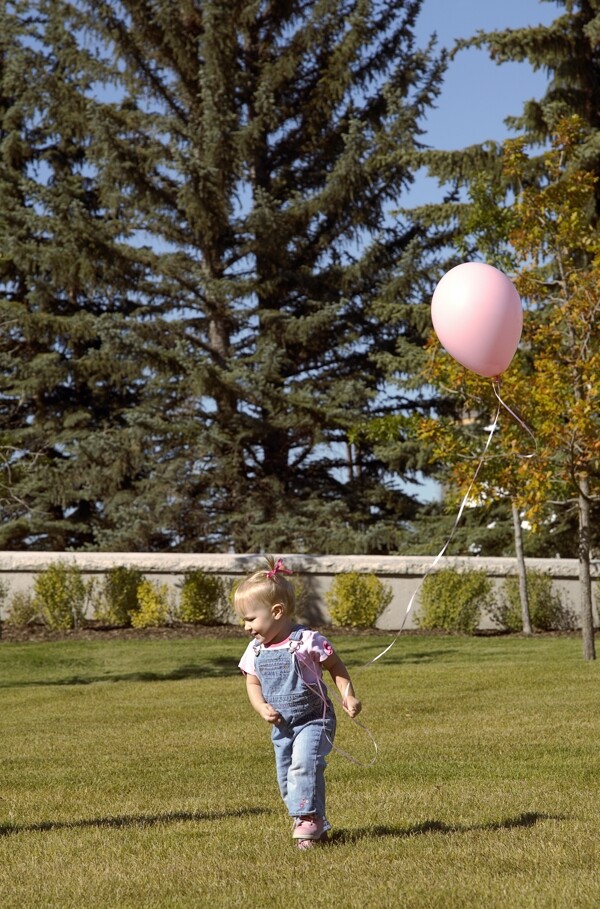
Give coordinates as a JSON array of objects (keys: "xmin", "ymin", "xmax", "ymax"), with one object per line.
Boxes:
[
  {"xmin": 245, "ymin": 673, "xmax": 282, "ymax": 725},
  {"xmin": 323, "ymin": 653, "xmax": 362, "ymax": 718}
]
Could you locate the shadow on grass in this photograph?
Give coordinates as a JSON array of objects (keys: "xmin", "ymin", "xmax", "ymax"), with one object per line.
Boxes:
[
  {"xmin": 389, "ymin": 648, "xmax": 459, "ymax": 664},
  {"xmin": 0, "ymin": 657, "xmax": 241, "ymax": 688},
  {"xmin": 0, "ymin": 806, "xmax": 271, "ymax": 838},
  {"xmin": 338, "ymin": 645, "xmax": 460, "ymax": 667},
  {"xmin": 330, "ymin": 812, "xmax": 566, "ymax": 845}
]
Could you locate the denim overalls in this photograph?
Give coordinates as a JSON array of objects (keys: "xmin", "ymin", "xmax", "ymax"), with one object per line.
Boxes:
[{"xmin": 254, "ymin": 627, "xmax": 336, "ymax": 824}]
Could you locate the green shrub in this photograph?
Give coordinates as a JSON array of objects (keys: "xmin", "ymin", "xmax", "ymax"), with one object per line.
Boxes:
[
  {"xmin": 325, "ymin": 572, "xmax": 392, "ymax": 628},
  {"xmin": 291, "ymin": 574, "xmax": 311, "ymax": 623},
  {"xmin": 178, "ymin": 570, "xmax": 225, "ymax": 624},
  {"xmin": 417, "ymin": 567, "xmax": 495, "ymax": 634},
  {"xmin": 94, "ymin": 566, "xmax": 144, "ymax": 626},
  {"xmin": 5, "ymin": 590, "xmax": 37, "ymax": 626},
  {"xmin": 32, "ymin": 561, "xmax": 92, "ymax": 630},
  {"xmin": 131, "ymin": 579, "xmax": 171, "ymax": 628},
  {"xmin": 494, "ymin": 570, "xmax": 576, "ymax": 632}
]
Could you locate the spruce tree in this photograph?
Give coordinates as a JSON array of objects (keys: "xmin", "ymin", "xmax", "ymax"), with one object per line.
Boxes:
[
  {"xmin": 0, "ymin": 1, "xmax": 188, "ymax": 550},
  {"xmin": 60, "ymin": 0, "xmax": 447, "ymax": 553},
  {"xmin": 455, "ymin": 0, "xmax": 600, "ymax": 215}
]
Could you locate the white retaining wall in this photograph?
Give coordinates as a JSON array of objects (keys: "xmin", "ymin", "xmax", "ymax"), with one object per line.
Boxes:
[{"xmin": 0, "ymin": 552, "xmax": 597, "ymax": 630}]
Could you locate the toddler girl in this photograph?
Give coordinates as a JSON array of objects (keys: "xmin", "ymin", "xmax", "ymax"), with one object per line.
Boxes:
[{"xmin": 234, "ymin": 557, "xmax": 361, "ymax": 850}]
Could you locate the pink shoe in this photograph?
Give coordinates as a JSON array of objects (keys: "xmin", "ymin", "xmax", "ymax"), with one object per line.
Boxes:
[
  {"xmin": 292, "ymin": 817, "xmax": 325, "ymax": 841},
  {"xmin": 295, "ymin": 830, "xmax": 329, "ymax": 850},
  {"xmin": 296, "ymin": 838, "xmax": 320, "ymax": 850}
]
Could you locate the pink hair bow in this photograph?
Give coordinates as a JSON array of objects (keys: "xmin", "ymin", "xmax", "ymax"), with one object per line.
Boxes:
[{"xmin": 266, "ymin": 558, "xmax": 293, "ymax": 579}]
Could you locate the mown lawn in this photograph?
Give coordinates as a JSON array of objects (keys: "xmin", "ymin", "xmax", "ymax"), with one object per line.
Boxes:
[{"xmin": 0, "ymin": 634, "xmax": 598, "ymax": 908}]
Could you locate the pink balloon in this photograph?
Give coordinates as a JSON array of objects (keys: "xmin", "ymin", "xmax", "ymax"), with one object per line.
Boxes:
[{"xmin": 431, "ymin": 262, "xmax": 523, "ymax": 377}]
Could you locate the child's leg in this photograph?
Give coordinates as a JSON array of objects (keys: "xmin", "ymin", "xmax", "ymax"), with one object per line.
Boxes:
[
  {"xmin": 287, "ymin": 715, "xmax": 336, "ymax": 822},
  {"xmin": 271, "ymin": 725, "xmax": 294, "ymax": 806}
]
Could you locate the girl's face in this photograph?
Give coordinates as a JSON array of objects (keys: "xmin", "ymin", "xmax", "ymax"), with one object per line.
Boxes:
[{"xmin": 242, "ymin": 602, "xmax": 290, "ymax": 646}]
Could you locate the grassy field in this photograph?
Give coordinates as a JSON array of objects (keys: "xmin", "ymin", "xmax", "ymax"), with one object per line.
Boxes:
[{"xmin": 0, "ymin": 633, "xmax": 598, "ymax": 908}]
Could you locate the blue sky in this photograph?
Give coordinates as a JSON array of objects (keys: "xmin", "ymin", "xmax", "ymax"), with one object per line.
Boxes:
[{"xmin": 408, "ymin": 0, "xmax": 559, "ymax": 206}]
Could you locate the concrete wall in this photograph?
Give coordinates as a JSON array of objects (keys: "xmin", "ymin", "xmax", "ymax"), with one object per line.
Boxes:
[{"xmin": 0, "ymin": 551, "xmax": 597, "ymax": 630}]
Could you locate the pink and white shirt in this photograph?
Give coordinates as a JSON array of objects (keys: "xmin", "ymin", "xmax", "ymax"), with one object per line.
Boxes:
[{"xmin": 238, "ymin": 627, "xmax": 334, "ymax": 688}]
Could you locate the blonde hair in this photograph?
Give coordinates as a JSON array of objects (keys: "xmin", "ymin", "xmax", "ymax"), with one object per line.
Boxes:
[{"xmin": 233, "ymin": 557, "xmax": 295, "ymax": 618}]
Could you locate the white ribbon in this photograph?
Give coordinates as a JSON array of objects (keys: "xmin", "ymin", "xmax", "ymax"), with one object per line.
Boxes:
[{"xmin": 292, "ymin": 379, "xmax": 537, "ymax": 768}]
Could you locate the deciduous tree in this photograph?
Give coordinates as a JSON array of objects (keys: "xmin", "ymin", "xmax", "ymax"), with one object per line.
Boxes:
[{"xmin": 420, "ymin": 119, "xmax": 599, "ymax": 659}]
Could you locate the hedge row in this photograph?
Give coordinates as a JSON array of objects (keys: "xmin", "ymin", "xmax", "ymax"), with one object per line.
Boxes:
[
  {"xmin": 2, "ymin": 563, "xmax": 230, "ymax": 631},
  {"xmin": 1, "ymin": 563, "xmax": 580, "ymax": 633}
]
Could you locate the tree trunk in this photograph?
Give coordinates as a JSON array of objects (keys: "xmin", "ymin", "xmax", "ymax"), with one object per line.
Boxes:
[
  {"xmin": 512, "ymin": 500, "xmax": 532, "ymax": 635},
  {"xmin": 578, "ymin": 476, "xmax": 596, "ymax": 661}
]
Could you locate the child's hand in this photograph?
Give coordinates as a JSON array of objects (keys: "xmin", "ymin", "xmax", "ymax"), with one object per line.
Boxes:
[
  {"xmin": 259, "ymin": 703, "xmax": 283, "ymax": 725},
  {"xmin": 343, "ymin": 696, "xmax": 362, "ymax": 719}
]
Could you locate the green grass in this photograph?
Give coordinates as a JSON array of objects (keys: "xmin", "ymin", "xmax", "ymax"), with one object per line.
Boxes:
[{"xmin": 0, "ymin": 634, "xmax": 598, "ymax": 908}]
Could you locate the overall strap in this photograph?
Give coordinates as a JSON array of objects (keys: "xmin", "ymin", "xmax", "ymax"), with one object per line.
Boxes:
[{"xmin": 288, "ymin": 627, "xmax": 305, "ymax": 652}]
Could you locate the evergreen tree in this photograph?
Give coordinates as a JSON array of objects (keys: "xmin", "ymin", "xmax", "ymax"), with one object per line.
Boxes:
[
  {"xmin": 58, "ymin": 0, "xmax": 447, "ymax": 553},
  {"xmin": 454, "ymin": 0, "xmax": 600, "ymax": 215},
  {"xmin": 0, "ymin": 1, "xmax": 190, "ymax": 550}
]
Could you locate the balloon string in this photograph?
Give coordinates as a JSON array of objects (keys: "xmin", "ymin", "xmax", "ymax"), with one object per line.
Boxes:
[
  {"xmin": 352, "ymin": 397, "xmax": 504, "ymax": 676},
  {"xmin": 491, "ymin": 377, "xmax": 537, "ymax": 458},
  {"xmin": 297, "ymin": 403, "xmax": 503, "ymax": 768},
  {"xmin": 299, "ymin": 381, "xmax": 538, "ymax": 767},
  {"xmin": 293, "ymin": 652, "xmax": 378, "ymax": 768},
  {"xmin": 355, "ymin": 378, "xmax": 539, "ymax": 675}
]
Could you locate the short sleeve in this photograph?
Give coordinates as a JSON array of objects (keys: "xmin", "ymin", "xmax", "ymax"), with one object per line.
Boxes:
[
  {"xmin": 238, "ymin": 640, "xmax": 257, "ymax": 676},
  {"xmin": 303, "ymin": 630, "xmax": 334, "ymax": 662}
]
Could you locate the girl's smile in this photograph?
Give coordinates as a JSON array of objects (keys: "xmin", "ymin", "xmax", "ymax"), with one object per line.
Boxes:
[{"xmin": 243, "ymin": 604, "xmax": 293, "ymax": 646}]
